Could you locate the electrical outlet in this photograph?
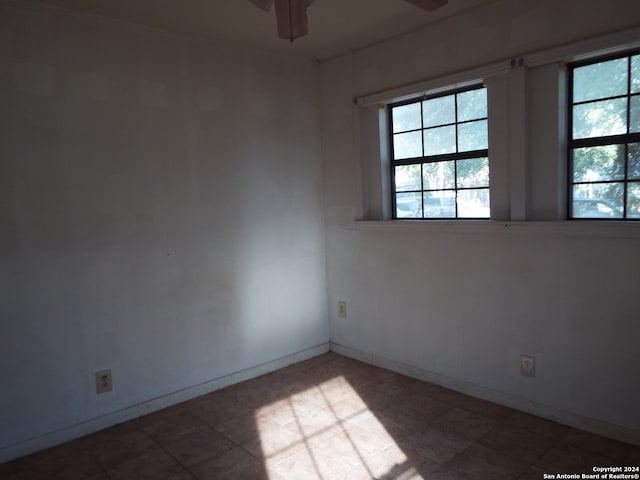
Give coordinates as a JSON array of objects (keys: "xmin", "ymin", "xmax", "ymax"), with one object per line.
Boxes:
[
  {"xmin": 338, "ymin": 301, "xmax": 347, "ymax": 318},
  {"xmin": 96, "ymin": 369, "xmax": 112, "ymax": 393},
  {"xmin": 520, "ymin": 355, "xmax": 535, "ymax": 377}
]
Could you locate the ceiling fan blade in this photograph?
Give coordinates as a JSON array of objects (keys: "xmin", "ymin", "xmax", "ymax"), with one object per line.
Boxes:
[
  {"xmin": 404, "ymin": 0, "xmax": 448, "ymax": 11},
  {"xmin": 249, "ymin": 0, "xmax": 274, "ymax": 12},
  {"xmin": 274, "ymin": 0, "xmax": 309, "ymax": 42}
]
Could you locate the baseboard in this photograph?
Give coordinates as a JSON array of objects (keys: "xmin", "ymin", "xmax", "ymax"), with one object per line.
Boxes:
[
  {"xmin": 330, "ymin": 342, "xmax": 640, "ymax": 447},
  {"xmin": 0, "ymin": 343, "xmax": 330, "ymax": 464}
]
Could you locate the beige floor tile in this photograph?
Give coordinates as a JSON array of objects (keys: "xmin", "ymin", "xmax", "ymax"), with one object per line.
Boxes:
[
  {"xmin": 444, "ymin": 442, "xmax": 531, "ymax": 479},
  {"xmin": 142, "ymin": 413, "xmax": 210, "ymax": 445},
  {"xmin": 283, "ymin": 408, "xmax": 345, "ymax": 445},
  {"xmin": 162, "ymin": 427, "xmax": 234, "ymax": 467},
  {"xmin": 432, "ymin": 407, "xmax": 498, "ymax": 442},
  {"xmin": 188, "ymin": 447, "xmax": 265, "ymax": 480},
  {"xmin": 24, "ymin": 450, "xmax": 103, "ymax": 480},
  {"xmin": 213, "ymin": 413, "xmax": 278, "ymax": 445},
  {"xmin": 270, "ymin": 446, "xmax": 354, "ymax": 480},
  {"xmin": 357, "ymin": 443, "xmax": 441, "ymax": 480},
  {"xmin": 399, "ymin": 425, "xmax": 473, "ymax": 464},
  {"xmin": 2, "ymin": 353, "xmax": 636, "ymax": 480},
  {"xmin": 537, "ymin": 442, "xmax": 616, "ymax": 474},
  {"xmin": 563, "ymin": 428, "xmax": 631, "ymax": 462},
  {"xmin": 478, "ymin": 424, "xmax": 556, "ymax": 463},
  {"xmin": 186, "ymin": 396, "xmax": 251, "ymax": 428},
  {"xmin": 505, "ymin": 411, "xmax": 569, "ymax": 439},
  {"xmin": 106, "ymin": 448, "xmax": 182, "ymax": 480},
  {"xmin": 240, "ymin": 422, "xmax": 309, "ymax": 467},
  {"xmin": 88, "ymin": 429, "xmax": 158, "ymax": 468}
]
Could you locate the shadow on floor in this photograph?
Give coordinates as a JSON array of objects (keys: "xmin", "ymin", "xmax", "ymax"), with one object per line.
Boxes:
[{"xmin": 1, "ymin": 352, "xmax": 638, "ymax": 479}]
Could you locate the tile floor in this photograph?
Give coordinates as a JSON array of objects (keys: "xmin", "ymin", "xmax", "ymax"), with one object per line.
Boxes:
[{"xmin": 1, "ymin": 352, "xmax": 638, "ymax": 479}]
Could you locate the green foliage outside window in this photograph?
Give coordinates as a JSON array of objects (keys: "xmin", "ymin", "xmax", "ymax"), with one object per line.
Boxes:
[
  {"xmin": 390, "ymin": 84, "xmax": 490, "ymax": 219},
  {"xmin": 570, "ymin": 52, "xmax": 640, "ymax": 219}
]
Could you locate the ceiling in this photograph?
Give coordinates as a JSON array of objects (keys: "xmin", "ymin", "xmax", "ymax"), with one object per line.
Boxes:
[{"xmin": 34, "ymin": 0, "xmax": 495, "ymax": 60}]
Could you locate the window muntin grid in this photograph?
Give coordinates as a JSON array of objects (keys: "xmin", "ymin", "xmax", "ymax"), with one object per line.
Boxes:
[
  {"xmin": 390, "ymin": 84, "xmax": 489, "ymax": 219},
  {"xmin": 569, "ymin": 51, "xmax": 640, "ymax": 220}
]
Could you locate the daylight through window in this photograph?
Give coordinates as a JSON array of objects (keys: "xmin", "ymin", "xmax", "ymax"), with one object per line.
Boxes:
[
  {"xmin": 569, "ymin": 51, "xmax": 640, "ymax": 219},
  {"xmin": 389, "ymin": 84, "xmax": 489, "ymax": 219}
]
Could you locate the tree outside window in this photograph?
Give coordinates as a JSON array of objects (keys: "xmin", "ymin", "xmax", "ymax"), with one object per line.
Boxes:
[
  {"xmin": 569, "ymin": 52, "xmax": 640, "ymax": 219},
  {"xmin": 389, "ymin": 84, "xmax": 489, "ymax": 219}
]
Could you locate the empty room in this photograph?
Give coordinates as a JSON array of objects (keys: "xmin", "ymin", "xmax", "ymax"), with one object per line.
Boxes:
[{"xmin": 1, "ymin": 0, "xmax": 639, "ymax": 478}]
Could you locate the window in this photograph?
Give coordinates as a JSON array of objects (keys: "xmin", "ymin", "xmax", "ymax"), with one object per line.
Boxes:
[
  {"xmin": 389, "ymin": 84, "xmax": 489, "ymax": 219},
  {"xmin": 569, "ymin": 50, "xmax": 640, "ymax": 219}
]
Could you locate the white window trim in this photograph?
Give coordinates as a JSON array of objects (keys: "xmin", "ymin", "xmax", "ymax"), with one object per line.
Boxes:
[
  {"xmin": 355, "ymin": 26, "xmax": 640, "ymax": 107},
  {"xmin": 347, "ymin": 219, "xmax": 640, "ymax": 239},
  {"xmin": 351, "ymin": 25, "xmax": 640, "ymax": 235},
  {"xmin": 356, "ymin": 62, "xmax": 506, "ymax": 108}
]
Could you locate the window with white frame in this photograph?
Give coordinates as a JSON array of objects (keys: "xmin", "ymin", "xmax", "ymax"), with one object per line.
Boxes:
[
  {"xmin": 389, "ymin": 84, "xmax": 489, "ymax": 219},
  {"xmin": 569, "ymin": 50, "xmax": 640, "ymax": 219}
]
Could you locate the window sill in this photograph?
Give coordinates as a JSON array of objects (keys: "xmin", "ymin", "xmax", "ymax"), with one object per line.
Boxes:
[{"xmin": 345, "ymin": 219, "xmax": 640, "ymax": 239}]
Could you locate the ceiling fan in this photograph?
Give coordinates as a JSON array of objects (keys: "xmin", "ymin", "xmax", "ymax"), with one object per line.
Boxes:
[{"xmin": 249, "ymin": 0, "xmax": 448, "ymax": 42}]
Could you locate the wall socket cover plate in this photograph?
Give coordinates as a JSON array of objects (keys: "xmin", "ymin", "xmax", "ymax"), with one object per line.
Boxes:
[
  {"xmin": 96, "ymin": 369, "xmax": 112, "ymax": 393},
  {"xmin": 520, "ymin": 354, "xmax": 535, "ymax": 377},
  {"xmin": 338, "ymin": 301, "xmax": 347, "ymax": 318}
]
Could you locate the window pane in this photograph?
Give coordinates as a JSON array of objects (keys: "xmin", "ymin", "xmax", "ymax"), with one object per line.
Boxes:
[
  {"xmin": 423, "ymin": 161, "xmax": 454, "ymax": 190},
  {"xmin": 572, "ymin": 183, "xmax": 624, "ymax": 218},
  {"xmin": 423, "ymin": 191, "xmax": 455, "ymax": 218},
  {"xmin": 458, "ymin": 120, "xmax": 488, "ymax": 151},
  {"xmin": 573, "ymin": 58, "xmax": 628, "ymax": 103},
  {"xmin": 424, "ymin": 125, "xmax": 455, "ymax": 156},
  {"xmin": 457, "ymin": 88, "xmax": 487, "ymax": 122},
  {"xmin": 631, "ymin": 95, "xmax": 640, "ymax": 133},
  {"xmin": 396, "ymin": 192, "xmax": 422, "ymax": 218},
  {"xmin": 457, "ymin": 188, "xmax": 490, "ymax": 218},
  {"xmin": 422, "ymin": 95, "xmax": 455, "ymax": 128},
  {"xmin": 632, "ymin": 55, "xmax": 639, "ymax": 94},
  {"xmin": 572, "ymin": 145, "xmax": 625, "ymax": 183},
  {"xmin": 394, "ymin": 164, "xmax": 422, "ymax": 191},
  {"xmin": 393, "ymin": 131, "xmax": 422, "ymax": 159},
  {"xmin": 392, "ymin": 103, "xmax": 421, "ymax": 133},
  {"xmin": 457, "ymin": 157, "xmax": 489, "ymax": 188},
  {"xmin": 627, "ymin": 183, "xmax": 640, "ymax": 218},
  {"xmin": 391, "ymin": 85, "xmax": 489, "ymax": 221},
  {"xmin": 629, "ymin": 143, "xmax": 640, "ymax": 180},
  {"xmin": 572, "ymin": 98, "xmax": 627, "ymax": 139}
]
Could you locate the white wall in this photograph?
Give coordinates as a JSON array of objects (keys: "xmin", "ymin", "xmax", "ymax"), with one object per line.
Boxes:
[
  {"xmin": 2, "ymin": 0, "xmax": 640, "ymax": 462},
  {"xmin": 0, "ymin": 0, "xmax": 328, "ymax": 458},
  {"xmin": 320, "ymin": 0, "xmax": 640, "ymax": 441}
]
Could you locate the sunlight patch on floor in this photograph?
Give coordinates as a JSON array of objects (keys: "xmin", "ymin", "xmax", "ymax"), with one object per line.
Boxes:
[{"xmin": 254, "ymin": 375, "xmax": 420, "ymax": 479}]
